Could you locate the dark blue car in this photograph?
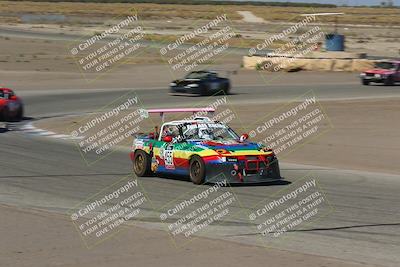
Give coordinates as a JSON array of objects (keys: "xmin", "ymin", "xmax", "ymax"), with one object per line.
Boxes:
[{"xmin": 170, "ymin": 70, "xmax": 231, "ymax": 96}]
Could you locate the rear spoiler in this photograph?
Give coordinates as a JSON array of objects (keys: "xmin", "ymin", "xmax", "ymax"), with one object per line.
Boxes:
[
  {"xmin": 204, "ymin": 68, "xmax": 238, "ymax": 78},
  {"xmin": 141, "ymin": 107, "xmax": 215, "ymax": 122}
]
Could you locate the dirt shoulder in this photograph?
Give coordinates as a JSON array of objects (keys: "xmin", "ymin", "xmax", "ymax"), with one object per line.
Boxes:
[{"xmin": 0, "ymin": 204, "xmax": 380, "ymax": 267}]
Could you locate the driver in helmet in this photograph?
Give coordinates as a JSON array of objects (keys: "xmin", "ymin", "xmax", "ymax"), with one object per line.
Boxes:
[{"xmin": 198, "ymin": 127, "xmax": 214, "ymax": 140}]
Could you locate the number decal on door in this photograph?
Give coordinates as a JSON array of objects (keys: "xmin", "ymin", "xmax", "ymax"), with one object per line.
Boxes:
[{"xmin": 164, "ymin": 145, "xmax": 174, "ymax": 169}]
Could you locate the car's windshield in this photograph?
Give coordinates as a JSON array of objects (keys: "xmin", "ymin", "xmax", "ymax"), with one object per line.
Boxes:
[
  {"xmin": 0, "ymin": 90, "xmax": 4, "ymax": 98},
  {"xmin": 375, "ymin": 62, "xmax": 396, "ymax": 70},
  {"xmin": 185, "ymin": 71, "xmax": 213, "ymax": 79},
  {"xmin": 182, "ymin": 123, "xmax": 239, "ymax": 141}
]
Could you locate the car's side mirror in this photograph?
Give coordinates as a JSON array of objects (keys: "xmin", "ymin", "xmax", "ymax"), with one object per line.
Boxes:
[
  {"xmin": 240, "ymin": 134, "xmax": 249, "ymax": 142},
  {"xmin": 163, "ymin": 136, "xmax": 173, "ymax": 143},
  {"xmin": 148, "ymin": 132, "xmax": 155, "ymax": 139}
]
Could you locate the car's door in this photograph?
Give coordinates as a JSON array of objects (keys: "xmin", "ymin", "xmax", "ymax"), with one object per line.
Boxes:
[
  {"xmin": 5, "ymin": 91, "xmax": 20, "ymax": 113},
  {"xmin": 207, "ymin": 73, "xmax": 220, "ymax": 92},
  {"xmin": 162, "ymin": 142, "xmax": 175, "ymax": 169},
  {"xmin": 159, "ymin": 124, "xmax": 179, "ymax": 170}
]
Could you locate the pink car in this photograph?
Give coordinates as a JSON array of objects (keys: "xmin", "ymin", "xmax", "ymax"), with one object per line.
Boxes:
[{"xmin": 360, "ymin": 60, "xmax": 400, "ymax": 86}]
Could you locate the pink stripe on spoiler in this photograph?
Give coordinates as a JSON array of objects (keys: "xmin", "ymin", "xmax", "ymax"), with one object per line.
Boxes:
[
  {"xmin": 147, "ymin": 107, "xmax": 215, "ymax": 113},
  {"xmin": 145, "ymin": 108, "xmax": 215, "ymax": 122}
]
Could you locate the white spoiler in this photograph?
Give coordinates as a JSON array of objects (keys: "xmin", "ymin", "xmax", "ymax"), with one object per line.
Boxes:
[{"xmin": 140, "ymin": 107, "xmax": 215, "ymax": 122}]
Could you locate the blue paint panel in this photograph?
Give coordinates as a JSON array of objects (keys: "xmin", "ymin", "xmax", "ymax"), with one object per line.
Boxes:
[{"xmin": 156, "ymin": 166, "xmax": 189, "ymax": 175}]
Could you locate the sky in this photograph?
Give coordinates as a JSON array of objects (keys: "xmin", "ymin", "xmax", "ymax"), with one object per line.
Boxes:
[{"xmin": 224, "ymin": 0, "xmax": 400, "ymax": 6}]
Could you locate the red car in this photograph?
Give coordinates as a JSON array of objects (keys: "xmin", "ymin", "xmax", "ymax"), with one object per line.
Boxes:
[
  {"xmin": 0, "ymin": 88, "xmax": 24, "ymax": 122},
  {"xmin": 360, "ymin": 60, "xmax": 400, "ymax": 86}
]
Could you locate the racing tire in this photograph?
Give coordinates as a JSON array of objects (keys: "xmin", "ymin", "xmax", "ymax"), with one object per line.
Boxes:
[
  {"xmin": 384, "ymin": 76, "xmax": 394, "ymax": 86},
  {"xmin": 200, "ymin": 85, "xmax": 209, "ymax": 96},
  {"xmin": 222, "ymin": 83, "xmax": 230, "ymax": 95},
  {"xmin": 16, "ymin": 106, "xmax": 23, "ymax": 121},
  {"xmin": 361, "ymin": 79, "xmax": 370, "ymax": 86},
  {"xmin": 189, "ymin": 155, "xmax": 206, "ymax": 185},
  {"xmin": 270, "ymin": 159, "xmax": 281, "ymax": 179},
  {"xmin": 0, "ymin": 107, "xmax": 9, "ymax": 122},
  {"xmin": 133, "ymin": 150, "xmax": 152, "ymax": 177}
]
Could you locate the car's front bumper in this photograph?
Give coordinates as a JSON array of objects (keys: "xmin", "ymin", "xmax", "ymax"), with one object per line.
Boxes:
[
  {"xmin": 170, "ymin": 86, "xmax": 201, "ymax": 95},
  {"xmin": 361, "ymin": 76, "xmax": 385, "ymax": 83},
  {"xmin": 205, "ymin": 160, "xmax": 282, "ymax": 184}
]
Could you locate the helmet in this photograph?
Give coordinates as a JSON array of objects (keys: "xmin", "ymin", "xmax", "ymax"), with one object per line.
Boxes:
[{"xmin": 198, "ymin": 128, "xmax": 213, "ymax": 140}]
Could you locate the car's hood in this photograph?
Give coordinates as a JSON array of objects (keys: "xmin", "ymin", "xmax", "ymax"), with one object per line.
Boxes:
[
  {"xmin": 188, "ymin": 140, "xmax": 261, "ymax": 152},
  {"xmin": 364, "ymin": 69, "xmax": 395, "ymax": 75},
  {"xmin": 173, "ymin": 78, "xmax": 201, "ymax": 85}
]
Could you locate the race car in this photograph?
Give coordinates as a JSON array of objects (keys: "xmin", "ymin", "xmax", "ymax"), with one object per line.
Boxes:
[
  {"xmin": 0, "ymin": 88, "xmax": 24, "ymax": 122},
  {"xmin": 169, "ymin": 70, "xmax": 231, "ymax": 96},
  {"xmin": 360, "ymin": 60, "xmax": 400, "ymax": 86},
  {"xmin": 130, "ymin": 108, "xmax": 281, "ymax": 184}
]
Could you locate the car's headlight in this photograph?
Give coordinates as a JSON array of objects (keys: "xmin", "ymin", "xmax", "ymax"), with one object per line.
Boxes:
[
  {"xmin": 267, "ymin": 155, "xmax": 275, "ymax": 163},
  {"xmin": 187, "ymin": 84, "xmax": 199, "ymax": 88},
  {"xmin": 360, "ymin": 73, "xmax": 366, "ymax": 76},
  {"xmin": 170, "ymin": 82, "xmax": 176, "ymax": 86},
  {"xmin": 374, "ymin": 74, "xmax": 381, "ymax": 78}
]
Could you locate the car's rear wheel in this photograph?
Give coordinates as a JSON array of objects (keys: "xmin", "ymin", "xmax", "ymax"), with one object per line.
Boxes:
[
  {"xmin": 189, "ymin": 155, "xmax": 206, "ymax": 185},
  {"xmin": 200, "ymin": 85, "xmax": 209, "ymax": 96},
  {"xmin": 362, "ymin": 79, "xmax": 370, "ymax": 85},
  {"xmin": 133, "ymin": 150, "xmax": 152, "ymax": 177},
  {"xmin": 384, "ymin": 76, "xmax": 394, "ymax": 86}
]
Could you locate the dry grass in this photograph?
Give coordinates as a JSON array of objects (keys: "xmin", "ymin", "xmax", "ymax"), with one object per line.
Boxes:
[
  {"xmin": 0, "ymin": 2, "xmax": 241, "ymax": 20},
  {"xmin": 248, "ymin": 6, "xmax": 400, "ymax": 26},
  {"xmin": 0, "ymin": 1, "xmax": 399, "ymax": 26}
]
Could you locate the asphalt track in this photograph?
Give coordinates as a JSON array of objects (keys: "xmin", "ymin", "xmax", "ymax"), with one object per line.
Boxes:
[{"xmin": 1, "ymin": 82, "xmax": 400, "ymax": 267}]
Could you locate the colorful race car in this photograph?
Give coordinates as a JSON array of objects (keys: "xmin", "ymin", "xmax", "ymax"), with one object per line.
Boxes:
[
  {"xmin": 0, "ymin": 88, "xmax": 24, "ymax": 122},
  {"xmin": 360, "ymin": 60, "xmax": 400, "ymax": 86},
  {"xmin": 169, "ymin": 70, "xmax": 230, "ymax": 96},
  {"xmin": 130, "ymin": 108, "xmax": 281, "ymax": 184}
]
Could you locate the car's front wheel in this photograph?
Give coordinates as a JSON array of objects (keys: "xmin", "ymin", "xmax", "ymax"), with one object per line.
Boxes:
[
  {"xmin": 222, "ymin": 82, "xmax": 230, "ymax": 95},
  {"xmin": 16, "ymin": 106, "xmax": 24, "ymax": 121},
  {"xmin": 0, "ymin": 107, "xmax": 9, "ymax": 122},
  {"xmin": 269, "ymin": 159, "xmax": 281, "ymax": 179},
  {"xmin": 0, "ymin": 109, "xmax": 4, "ymax": 122},
  {"xmin": 133, "ymin": 150, "xmax": 152, "ymax": 177},
  {"xmin": 189, "ymin": 155, "xmax": 206, "ymax": 184},
  {"xmin": 362, "ymin": 79, "xmax": 370, "ymax": 85}
]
